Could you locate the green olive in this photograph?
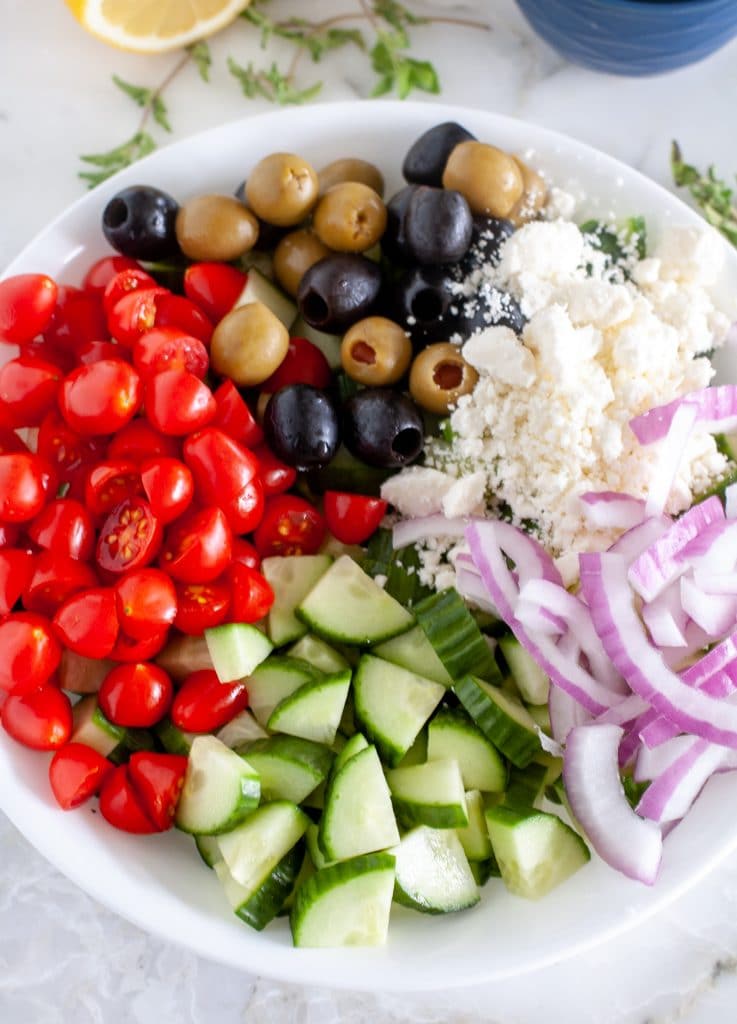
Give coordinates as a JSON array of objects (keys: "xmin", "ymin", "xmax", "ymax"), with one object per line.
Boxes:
[
  {"xmin": 175, "ymin": 195, "xmax": 259, "ymax": 261},
  {"xmin": 312, "ymin": 182, "xmax": 388, "ymax": 253},
  {"xmin": 273, "ymin": 229, "xmax": 332, "ymax": 298},
  {"xmin": 442, "ymin": 141, "xmax": 524, "ymax": 218},
  {"xmin": 318, "ymin": 157, "xmax": 385, "ymax": 197},
  {"xmin": 341, "ymin": 317, "xmax": 413, "ymax": 387},
  {"xmin": 245, "ymin": 152, "xmax": 319, "ymax": 227},
  {"xmin": 509, "ymin": 158, "xmax": 548, "ymax": 225},
  {"xmin": 210, "ymin": 301, "xmax": 289, "ymax": 387},
  {"xmin": 409, "ymin": 342, "xmax": 479, "ymax": 415}
]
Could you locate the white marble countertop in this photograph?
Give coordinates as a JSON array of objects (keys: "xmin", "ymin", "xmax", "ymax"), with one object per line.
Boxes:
[{"xmin": 4, "ymin": 2, "xmax": 737, "ymax": 1021}]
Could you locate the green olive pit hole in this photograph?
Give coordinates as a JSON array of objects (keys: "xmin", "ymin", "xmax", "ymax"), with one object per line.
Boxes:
[{"xmin": 433, "ymin": 361, "xmax": 464, "ymax": 390}]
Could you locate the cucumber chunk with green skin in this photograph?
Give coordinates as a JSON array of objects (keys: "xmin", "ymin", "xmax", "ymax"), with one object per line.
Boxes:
[
  {"xmin": 331, "ymin": 731, "xmax": 369, "ymax": 776},
  {"xmin": 396, "ymin": 729, "xmax": 428, "ymax": 768},
  {"xmin": 373, "ymin": 625, "xmax": 453, "ymax": 688},
  {"xmin": 526, "ymin": 702, "xmax": 551, "ymax": 733},
  {"xmin": 246, "ymin": 657, "xmax": 321, "ymax": 727},
  {"xmin": 240, "ymin": 735, "xmax": 333, "ymax": 804},
  {"xmin": 470, "ymin": 856, "xmax": 500, "ymax": 886},
  {"xmin": 234, "ymin": 266, "xmax": 297, "ymax": 329},
  {"xmin": 216, "ymin": 709, "xmax": 267, "ymax": 749},
  {"xmin": 72, "ymin": 696, "xmax": 125, "ymax": 757},
  {"xmin": 485, "ymin": 804, "xmax": 590, "ymax": 900},
  {"xmin": 503, "ymin": 763, "xmax": 549, "ymax": 810},
  {"xmin": 393, "ymin": 826, "xmax": 479, "ymax": 914},
  {"xmin": 297, "ymin": 555, "xmax": 414, "ymax": 645},
  {"xmin": 215, "ymin": 841, "xmax": 305, "ymax": 931},
  {"xmin": 353, "ymin": 655, "xmax": 445, "ymax": 768},
  {"xmin": 278, "ymin": 847, "xmax": 314, "ymax": 917},
  {"xmin": 267, "ymin": 670, "xmax": 351, "ymax": 746},
  {"xmin": 413, "ymin": 589, "xmax": 501, "ymax": 683},
  {"xmin": 262, "ymin": 554, "xmax": 333, "ymax": 646},
  {"xmin": 454, "ymin": 675, "xmax": 541, "ymax": 769},
  {"xmin": 387, "ymin": 759, "xmax": 468, "ymax": 829},
  {"xmin": 456, "ymin": 790, "xmax": 493, "ymax": 861},
  {"xmin": 427, "ymin": 707, "xmax": 507, "ymax": 793},
  {"xmin": 287, "ymin": 634, "xmax": 350, "ymax": 674},
  {"xmin": 306, "ymin": 822, "xmax": 333, "ymax": 870},
  {"xmin": 195, "ymin": 834, "xmax": 223, "ymax": 869},
  {"xmin": 319, "ymin": 745, "xmax": 400, "ymax": 862},
  {"xmin": 205, "ymin": 623, "xmax": 273, "ymax": 683},
  {"xmin": 290, "ymin": 853, "xmax": 396, "ymax": 948},
  {"xmin": 156, "ymin": 717, "xmax": 197, "ymax": 756},
  {"xmin": 217, "ymin": 800, "xmax": 310, "ymax": 890},
  {"xmin": 499, "ymin": 635, "xmax": 549, "ymax": 705},
  {"xmin": 176, "ymin": 736, "xmax": 260, "ymax": 836}
]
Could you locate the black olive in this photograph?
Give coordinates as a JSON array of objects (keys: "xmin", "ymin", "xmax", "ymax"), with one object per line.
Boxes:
[
  {"xmin": 380, "ymin": 185, "xmax": 421, "ymax": 264},
  {"xmin": 393, "ymin": 266, "xmax": 464, "ymax": 347},
  {"xmin": 459, "ymin": 286, "xmax": 526, "ymax": 336},
  {"xmin": 404, "ymin": 187, "xmax": 473, "ymax": 265},
  {"xmin": 452, "ymin": 216, "xmax": 515, "ymax": 279},
  {"xmin": 297, "ymin": 254, "xmax": 383, "ymax": 334},
  {"xmin": 343, "ymin": 389, "xmax": 424, "ymax": 469},
  {"xmin": 264, "ymin": 384, "xmax": 340, "ymax": 471},
  {"xmin": 102, "ymin": 185, "xmax": 180, "ymax": 261},
  {"xmin": 402, "ymin": 121, "xmax": 476, "ymax": 187}
]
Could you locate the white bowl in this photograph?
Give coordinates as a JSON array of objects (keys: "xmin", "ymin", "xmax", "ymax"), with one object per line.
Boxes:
[{"xmin": 3, "ymin": 101, "xmax": 737, "ymax": 994}]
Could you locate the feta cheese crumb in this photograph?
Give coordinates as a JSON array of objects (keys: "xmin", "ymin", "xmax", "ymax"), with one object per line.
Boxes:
[
  {"xmin": 441, "ymin": 471, "xmax": 487, "ymax": 518},
  {"xmin": 462, "ymin": 326, "xmax": 536, "ymax": 387},
  {"xmin": 380, "ymin": 467, "xmax": 456, "ymax": 518}
]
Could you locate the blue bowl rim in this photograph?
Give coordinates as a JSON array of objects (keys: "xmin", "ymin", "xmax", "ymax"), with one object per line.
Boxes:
[{"xmin": 559, "ymin": 0, "xmax": 736, "ymax": 10}]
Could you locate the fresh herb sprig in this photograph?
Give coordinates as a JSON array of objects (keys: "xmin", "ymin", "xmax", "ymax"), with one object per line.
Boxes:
[{"xmin": 671, "ymin": 141, "xmax": 737, "ymax": 248}]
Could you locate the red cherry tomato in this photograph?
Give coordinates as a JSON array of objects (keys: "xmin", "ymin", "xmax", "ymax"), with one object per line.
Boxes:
[
  {"xmin": 171, "ymin": 669, "xmax": 249, "ymax": 733},
  {"xmin": 99, "ymin": 661, "xmax": 173, "ymax": 727},
  {"xmin": 0, "ymin": 429, "xmax": 29, "ymax": 455},
  {"xmin": 85, "ymin": 459, "xmax": 143, "ymax": 520},
  {"xmin": 231, "ymin": 537, "xmax": 260, "ymax": 571},
  {"xmin": 103, "ymin": 268, "xmax": 158, "ymax": 316},
  {"xmin": 37, "ymin": 408, "xmax": 108, "ymax": 496},
  {"xmin": 153, "ymin": 293, "xmax": 213, "ymax": 346},
  {"xmin": 52, "ymin": 587, "xmax": 119, "ymax": 659},
  {"xmin": 253, "ymin": 444, "xmax": 297, "ymax": 496},
  {"xmin": 212, "ymin": 379, "xmax": 263, "ymax": 448},
  {"xmin": 2, "ymin": 685, "xmax": 72, "ymax": 750},
  {"xmin": 144, "ymin": 369, "xmax": 216, "ymax": 436},
  {"xmin": 0, "ymin": 523, "xmax": 20, "ymax": 548},
  {"xmin": 253, "ymin": 494, "xmax": 326, "ymax": 557},
  {"xmin": 0, "ymin": 274, "xmax": 58, "ymax": 345},
  {"xmin": 75, "ymin": 339, "xmax": 124, "ymax": 365},
  {"xmin": 0, "ymin": 355, "xmax": 62, "ymax": 427},
  {"xmin": 0, "ymin": 452, "xmax": 50, "ymax": 523},
  {"xmin": 49, "ymin": 742, "xmax": 114, "ymax": 810},
  {"xmin": 27, "ymin": 498, "xmax": 95, "ymax": 560},
  {"xmin": 0, "ymin": 548, "xmax": 34, "ymax": 615},
  {"xmin": 173, "ymin": 578, "xmax": 231, "ymax": 634},
  {"xmin": 227, "ymin": 562, "xmax": 274, "ymax": 624},
  {"xmin": 108, "ymin": 626, "xmax": 169, "ymax": 663},
  {"xmin": 96, "ymin": 496, "xmax": 162, "ymax": 575},
  {"xmin": 98, "ymin": 764, "xmax": 158, "ymax": 833},
  {"xmin": 323, "ymin": 491, "xmax": 388, "ymax": 545},
  {"xmin": 183, "ymin": 262, "xmax": 246, "ymax": 323},
  {"xmin": 262, "ymin": 336, "xmax": 332, "ymax": 392},
  {"xmin": 159, "ymin": 505, "xmax": 232, "ymax": 583},
  {"xmin": 127, "ymin": 751, "xmax": 188, "ymax": 831},
  {"xmin": 22, "ymin": 550, "xmax": 98, "ymax": 615},
  {"xmin": 140, "ymin": 456, "xmax": 193, "ymax": 524},
  {"xmin": 114, "ymin": 568, "xmax": 177, "ymax": 640},
  {"xmin": 59, "ymin": 359, "xmax": 142, "ymax": 436},
  {"xmin": 107, "ymin": 286, "xmax": 169, "ymax": 347},
  {"xmin": 42, "ymin": 286, "xmax": 108, "ymax": 356},
  {"xmin": 83, "ymin": 255, "xmax": 141, "ymax": 296},
  {"xmin": 183, "ymin": 427, "xmax": 264, "ymax": 534},
  {"xmin": 106, "ymin": 419, "xmax": 179, "ymax": 464},
  {"xmin": 133, "ymin": 326, "xmax": 209, "ymax": 381},
  {"xmin": 0, "ymin": 612, "xmax": 61, "ymax": 694}
]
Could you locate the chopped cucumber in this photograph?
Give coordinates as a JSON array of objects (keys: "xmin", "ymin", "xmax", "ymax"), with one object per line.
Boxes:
[
  {"xmin": 216, "ymin": 709, "xmax": 267, "ymax": 749},
  {"xmin": 240, "ymin": 735, "xmax": 333, "ymax": 804},
  {"xmin": 71, "ymin": 696, "xmax": 125, "ymax": 757},
  {"xmin": 427, "ymin": 707, "xmax": 507, "ymax": 793},
  {"xmin": 278, "ymin": 847, "xmax": 314, "ymax": 916},
  {"xmin": 499, "ymin": 635, "xmax": 550, "ymax": 705},
  {"xmin": 156, "ymin": 717, "xmax": 197, "ymax": 756},
  {"xmin": 373, "ymin": 624, "xmax": 453, "ymax": 688},
  {"xmin": 387, "ymin": 759, "xmax": 468, "ymax": 829},
  {"xmin": 456, "ymin": 790, "xmax": 493, "ymax": 862},
  {"xmin": 246, "ymin": 656, "xmax": 321, "ymax": 728},
  {"xmin": 297, "ymin": 555, "xmax": 414, "ymax": 645},
  {"xmin": 156, "ymin": 632, "xmax": 213, "ymax": 681},
  {"xmin": 527, "ymin": 703, "xmax": 551, "ymax": 733},
  {"xmin": 305, "ymin": 822, "xmax": 332, "ymax": 870},
  {"xmin": 217, "ymin": 800, "xmax": 310, "ymax": 891},
  {"xmin": 414, "ymin": 589, "xmax": 501, "ymax": 683},
  {"xmin": 485, "ymin": 804, "xmax": 590, "ymax": 900},
  {"xmin": 262, "ymin": 554, "xmax": 333, "ymax": 646},
  {"xmin": 319, "ymin": 745, "xmax": 400, "ymax": 862},
  {"xmin": 332, "ymin": 731, "xmax": 369, "ymax": 776},
  {"xmin": 309, "ymin": 444, "xmax": 391, "ymax": 498},
  {"xmin": 215, "ymin": 841, "xmax": 304, "ymax": 931},
  {"xmin": 504, "ymin": 763, "xmax": 548, "ymax": 809},
  {"xmin": 396, "ymin": 729, "xmax": 428, "ymax": 768},
  {"xmin": 234, "ymin": 266, "xmax": 297, "ymax": 329},
  {"xmin": 470, "ymin": 857, "xmax": 500, "ymax": 886},
  {"xmin": 454, "ymin": 675, "xmax": 541, "ymax": 769},
  {"xmin": 287, "ymin": 634, "xmax": 350, "ymax": 674},
  {"xmin": 267, "ymin": 670, "xmax": 351, "ymax": 746},
  {"xmin": 353, "ymin": 655, "xmax": 445, "ymax": 768},
  {"xmin": 393, "ymin": 826, "xmax": 479, "ymax": 914},
  {"xmin": 176, "ymin": 736, "xmax": 260, "ymax": 835},
  {"xmin": 205, "ymin": 623, "xmax": 273, "ymax": 684},
  {"xmin": 195, "ymin": 834, "xmax": 223, "ymax": 869},
  {"xmin": 290, "ymin": 853, "xmax": 396, "ymax": 947},
  {"xmin": 290, "ymin": 313, "xmax": 342, "ymax": 368}
]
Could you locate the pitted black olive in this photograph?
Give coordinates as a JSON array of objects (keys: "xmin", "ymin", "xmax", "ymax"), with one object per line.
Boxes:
[
  {"xmin": 381, "ymin": 185, "xmax": 421, "ymax": 264},
  {"xmin": 297, "ymin": 254, "xmax": 383, "ymax": 334},
  {"xmin": 342, "ymin": 389, "xmax": 424, "ymax": 469},
  {"xmin": 264, "ymin": 384, "xmax": 340, "ymax": 470},
  {"xmin": 393, "ymin": 266, "xmax": 463, "ymax": 347},
  {"xmin": 404, "ymin": 187, "xmax": 473, "ymax": 265},
  {"xmin": 402, "ymin": 121, "xmax": 476, "ymax": 187},
  {"xmin": 102, "ymin": 185, "xmax": 179, "ymax": 261}
]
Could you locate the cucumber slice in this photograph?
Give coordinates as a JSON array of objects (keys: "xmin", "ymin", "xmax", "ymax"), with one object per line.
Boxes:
[
  {"xmin": 262, "ymin": 554, "xmax": 333, "ymax": 646},
  {"xmin": 297, "ymin": 555, "xmax": 414, "ymax": 645},
  {"xmin": 396, "ymin": 729, "xmax": 428, "ymax": 768},
  {"xmin": 205, "ymin": 623, "xmax": 273, "ymax": 683},
  {"xmin": 427, "ymin": 707, "xmax": 507, "ymax": 793},
  {"xmin": 504, "ymin": 763, "xmax": 548, "ymax": 809},
  {"xmin": 469, "ymin": 857, "xmax": 500, "ymax": 886},
  {"xmin": 387, "ymin": 759, "xmax": 468, "ymax": 829},
  {"xmin": 176, "ymin": 735, "xmax": 260, "ymax": 835},
  {"xmin": 318, "ymin": 534, "xmax": 366, "ymax": 563},
  {"xmin": 302, "ymin": 777, "xmax": 326, "ymax": 811},
  {"xmin": 240, "ymin": 735, "xmax": 333, "ymax": 804},
  {"xmin": 195, "ymin": 834, "xmax": 223, "ymax": 869},
  {"xmin": 454, "ymin": 675, "xmax": 541, "ymax": 769},
  {"xmin": 71, "ymin": 696, "xmax": 125, "ymax": 757},
  {"xmin": 216, "ymin": 709, "xmax": 268, "ymax": 749},
  {"xmin": 234, "ymin": 267, "xmax": 297, "ymax": 329},
  {"xmin": 305, "ymin": 821, "xmax": 332, "ymax": 870},
  {"xmin": 156, "ymin": 632, "xmax": 213, "ymax": 681},
  {"xmin": 527, "ymin": 703, "xmax": 551, "ymax": 733},
  {"xmin": 393, "ymin": 826, "xmax": 479, "ymax": 914},
  {"xmin": 267, "ymin": 669, "xmax": 351, "ymax": 746},
  {"xmin": 287, "ymin": 634, "xmax": 350, "ymax": 674},
  {"xmin": 217, "ymin": 800, "xmax": 310, "ymax": 887},
  {"xmin": 373, "ymin": 625, "xmax": 453, "ymax": 688},
  {"xmin": 537, "ymin": 752, "xmax": 563, "ymax": 787},
  {"xmin": 413, "ymin": 590, "xmax": 501, "ymax": 683},
  {"xmin": 246, "ymin": 656, "xmax": 321, "ymax": 727},
  {"xmin": 319, "ymin": 745, "xmax": 400, "ymax": 861},
  {"xmin": 308, "ymin": 444, "xmax": 391, "ymax": 498},
  {"xmin": 278, "ymin": 846, "xmax": 314, "ymax": 916},
  {"xmin": 456, "ymin": 790, "xmax": 493, "ymax": 861},
  {"xmin": 290, "ymin": 314, "xmax": 342, "ymax": 368},
  {"xmin": 353, "ymin": 655, "xmax": 445, "ymax": 768},
  {"xmin": 290, "ymin": 853, "xmax": 396, "ymax": 947},
  {"xmin": 485, "ymin": 804, "xmax": 590, "ymax": 900},
  {"xmin": 156, "ymin": 717, "xmax": 197, "ymax": 756},
  {"xmin": 332, "ymin": 731, "xmax": 369, "ymax": 776},
  {"xmin": 499, "ymin": 635, "xmax": 549, "ymax": 705},
  {"xmin": 215, "ymin": 840, "xmax": 305, "ymax": 931}
]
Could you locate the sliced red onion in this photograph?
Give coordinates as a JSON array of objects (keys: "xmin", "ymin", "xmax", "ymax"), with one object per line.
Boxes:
[
  {"xmin": 636, "ymin": 737, "xmax": 726, "ymax": 824},
  {"xmin": 596, "ymin": 693, "xmax": 650, "ymax": 727},
  {"xmin": 491, "ymin": 519, "xmax": 564, "ymax": 588},
  {"xmin": 639, "ymin": 715, "xmax": 679, "ymax": 749},
  {"xmin": 392, "ymin": 514, "xmax": 468, "ymax": 550},
  {"xmin": 692, "ymin": 568, "xmax": 737, "ymax": 595},
  {"xmin": 641, "ymin": 585, "xmax": 688, "ymax": 648},
  {"xmin": 634, "ymin": 735, "xmax": 698, "ymax": 782},
  {"xmin": 644, "ymin": 402, "xmax": 698, "ymax": 518},
  {"xmin": 548, "ymin": 682, "xmax": 592, "ymax": 743},
  {"xmin": 609, "ymin": 514, "xmax": 672, "ymax": 563},
  {"xmin": 681, "ymin": 518, "xmax": 737, "ymax": 573},
  {"xmin": 680, "ymin": 575, "xmax": 737, "ymax": 637},
  {"xmin": 579, "ymin": 492, "xmax": 645, "ymax": 530},
  {"xmin": 455, "ymin": 567, "xmax": 498, "ymax": 616},
  {"xmin": 514, "ymin": 599, "xmax": 566, "ymax": 635},
  {"xmin": 726, "ymin": 483, "xmax": 737, "ymax": 520},
  {"xmin": 563, "ymin": 723, "xmax": 663, "ymax": 885},
  {"xmin": 619, "ymin": 716, "xmax": 649, "ymax": 768},
  {"xmin": 629, "ymin": 385, "xmax": 737, "ymax": 445}
]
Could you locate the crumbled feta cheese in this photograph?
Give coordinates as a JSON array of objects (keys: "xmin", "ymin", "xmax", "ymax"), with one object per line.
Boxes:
[
  {"xmin": 561, "ymin": 279, "xmax": 634, "ymax": 330},
  {"xmin": 441, "ymin": 471, "xmax": 487, "ymax": 518},
  {"xmin": 653, "ymin": 225, "xmax": 725, "ymax": 286},
  {"xmin": 462, "ymin": 326, "xmax": 536, "ymax": 386},
  {"xmin": 380, "ymin": 467, "xmax": 456, "ymax": 517},
  {"xmin": 545, "ymin": 187, "xmax": 577, "ymax": 221}
]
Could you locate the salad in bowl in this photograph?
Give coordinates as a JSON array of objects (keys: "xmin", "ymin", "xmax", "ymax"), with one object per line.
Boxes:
[{"xmin": 1, "ymin": 102, "xmax": 737, "ymax": 989}]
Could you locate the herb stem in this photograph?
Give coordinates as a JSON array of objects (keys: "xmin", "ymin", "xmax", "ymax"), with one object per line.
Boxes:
[{"xmin": 137, "ymin": 50, "xmax": 192, "ymax": 133}]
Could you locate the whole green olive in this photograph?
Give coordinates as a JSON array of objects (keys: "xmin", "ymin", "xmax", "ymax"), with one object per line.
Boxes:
[
  {"xmin": 318, "ymin": 157, "xmax": 385, "ymax": 197},
  {"xmin": 312, "ymin": 182, "xmax": 387, "ymax": 253},
  {"xmin": 210, "ymin": 301, "xmax": 289, "ymax": 387},
  {"xmin": 341, "ymin": 317, "xmax": 412, "ymax": 387},
  {"xmin": 409, "ymin": 342, "xmax": 479, "ymax": 415},
  {"xmin": 442, "ymin": 141, "xmax": 524, "ymax": 219},
  {"xmin": 245, "ymin": 152, "xmax": 319, "ymax": 227},
  {"xmin": 509, "ymin": 157, "xmax": 548, "ymax": 225},
  {"xmin": 175, "ymin": 195, "xmax": 259, "ymax": 261},
  {"xmin": 273, "ymin": 229, "xmax": 332, "ymax": 298}
]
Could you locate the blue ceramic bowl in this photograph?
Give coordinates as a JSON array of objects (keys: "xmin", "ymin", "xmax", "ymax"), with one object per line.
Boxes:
[{"xmin": 515, "ymin": 0, "xmax": 737, "ymax": 75}]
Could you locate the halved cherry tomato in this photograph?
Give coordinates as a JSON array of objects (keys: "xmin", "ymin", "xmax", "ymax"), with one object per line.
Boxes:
[
  {"xmin": 52, "ymin": 587, "xmax": 119, "ymax": 659},
  {"xmin": 140, "ymin": 456, "xmax": 193, "ymax": 524},
  {"xmin": 231, "ymin": 537, "xmax": 260, "ymax": 571},
  {"xmin": 85, "ymin": 459, "xmax": 143, "ymax": 520},
  {"xmin": 0, "ymin": 355, "xmax": 62, "ymax": 427},
  {"xmin": 0, "ymin": 523, "xmax": 20, "ymax": 548},
  {"xmin": 2, "ymin": 685, "xmax": 72, "ymax": 750},
  {"xmin": 0, "ymin": 429, "xmax": 29, "ymax": 455},
  {"xmin": 127, "ymin": 751, "xmax": 188, "ymax": 831},
  {"xmin": 99, "ymin": 764, "xmax": 158, "ymax": 833},
  {"xmin": 49, "ymin": 742, "xmax": 114, "ymax": 810},
  {"xmin": 174, "ymin": 578, "xmax": 231, "ymax": 634},
  {"xmin": 37, "ymin": 409, "xmax": 108, "ymax": 495},
  {"xmin": 253, "ymin": 494, "xmax": 326, "ymax": 557},
  {"xmin": 0, "ymin": 548, "xmax": 34, "ymax": 615},
  {"xmin": 99, "ymin": 661, "xmax": 173, "ymax": 727},
  {"xmin": 59, "ymin": 359, "xmax": 142, "ymax": 436},
  {"xmin": 106, "ymin": 420, "xmax": 179, "ymax": 464},
  {"xmin": 253, "ymin": 444, "xmax": 296, "ymax": 496},
  {"xmin": 262, "ymin": 336, "xmax": 332, "ymax": 392},
  {"xmin": 0, "ymin": 274, "xmax": 58, "ymax": 345},
  {"xmin": 144, "ymin": 368, "xmax": 216, "ymax": 436},
  {"xmin": 227, "ymin": 562, "xmax": 274, "ymax": 624},
  {"xmin": 75, "ymin": 339, "xmax": 124, "ymax": 365},
  {"xmin": 108, "ymin": 626, "xmax": 169, "ymax": 663},
  {"xmin": 183, "ymin": 427, "xmax": 264, "ymax": 534},
  {"xmin": 115, "ymin": 568, "xmax": 177, "ymax": 640},
  {"xmin": 107, "ymin": 286, "xmax": 168, "ymax": 347},
  {"xmin": 323, "ymin": 491, "xmax": 388, "ymax": 545},
  {"xmin": 0, "ymin": 452, "xmax": 50, "ymax": 523},
  {"xmin": 96, "ymin": 496, "xmax": 162, "ymax": 575},
  {"xmin": 27, "ymin": 498, "xmax": 95, "ymax": 560},
  {"xmin": 133, "ymin": 326, "xmax": 209, "ymax": 381},
  {"xmin": 42, "ymin": 286, "xmax": 107, "ymax": 357},
  {"xmin": 159, "ymin": 505, "xmax": 232, "ymax": 583},
  {"xmin": 23, "ymin": 550, "xmax": 98, "ymax": 615},
  {"xmin": 212, "ymin": 379, "xmax": 263, "ymax": 448},
  {"xmin": 0, "ymin": 612, "xmax": 61, "ymax": 694},
  {"xmin": 183, "ymin": 262, "xmax": 246, "ymax": 323},
  {"xmin": 153, "ymin": 293, "xmax": 213, "ymax": 345},
  {"xmin": 171, "ymin": 669, "xmax": 249, "ymax": 733},
  {"xmin": 103, "ymin": 268, "xmax": 158, "ymax": 316},
  {"xmin": 83, "ymin": 255, "xmax": 141, "ymax": 296}
]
